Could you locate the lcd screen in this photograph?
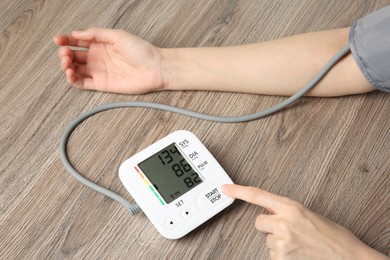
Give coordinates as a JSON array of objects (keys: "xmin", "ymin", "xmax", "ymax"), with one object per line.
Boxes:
[{"xmin": 138, "ymin": 143, "xmax": 203, "ymax": 204}]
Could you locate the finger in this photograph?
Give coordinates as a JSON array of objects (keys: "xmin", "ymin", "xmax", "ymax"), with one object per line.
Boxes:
[
  {"xmin": 59, "ymin": 47, "xmax": 73, "ymax": 60},
  {"xmin": 59, "ymin": 47, "xmax": 89, "ymax": 65},
  {"xmin": 72, "ymin": 27, "xmax": 120, "ymax": 44},
  {"xmin": 255, "ymin": 214, "xmax": 277, "ymax": 233},
  {"xmin": 54, "ymin": 34, "xmax": 91, "ymax": 48},
  {"xmin": 61, "ymin": 56, "xmax": 74, "ymax": 71},
  {"xmin": 54, "ymin": 35, "xmax": 67, "ymax": 46},
  {"xmin": 221, "ymin": 184, "xmax": 283, "ymax": 213},
  {"xmin": 66, "ymin": 68, "xmax": 77, "ymax": 84}
]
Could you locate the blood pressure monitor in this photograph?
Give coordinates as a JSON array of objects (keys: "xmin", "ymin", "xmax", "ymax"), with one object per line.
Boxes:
[{"xmin": 119, "ymin": 130, "xmax": 234, "ymax": 239}]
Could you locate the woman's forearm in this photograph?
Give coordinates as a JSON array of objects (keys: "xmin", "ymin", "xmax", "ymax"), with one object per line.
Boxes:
[{"xmin": 161, "ymin": 27, "xmax": 374, "ymax": 96}]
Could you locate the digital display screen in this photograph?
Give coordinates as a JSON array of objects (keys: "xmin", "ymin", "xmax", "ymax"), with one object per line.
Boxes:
[{"xmin": 138, "ymin": 143, "xmax": 203, "ymax": 204}]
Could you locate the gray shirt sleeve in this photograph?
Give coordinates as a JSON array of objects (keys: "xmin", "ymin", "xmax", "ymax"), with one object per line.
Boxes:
[{"xmin": 349, "ymin": 6, "xmax": 390, "ymax": 92}]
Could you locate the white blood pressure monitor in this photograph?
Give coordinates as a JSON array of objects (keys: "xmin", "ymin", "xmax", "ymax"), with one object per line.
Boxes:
[{"xmin": 119, "ymin": 130, "xmax": 234, "ymax": 239}]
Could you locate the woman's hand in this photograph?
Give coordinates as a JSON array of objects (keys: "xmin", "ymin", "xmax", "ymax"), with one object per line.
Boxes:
[
  {"xmin": 222, "ymin": 184, "xmax": 387, "ymax": 260},
  {"xmin": 54, "ymin": 27, "xmax": 166, "ymax": 94}
]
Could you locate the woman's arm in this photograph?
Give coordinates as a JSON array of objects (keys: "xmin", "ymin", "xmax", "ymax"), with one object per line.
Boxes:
[{"xmin": 55, "ymin": 27, "xmax": 374, "ymax": 96}]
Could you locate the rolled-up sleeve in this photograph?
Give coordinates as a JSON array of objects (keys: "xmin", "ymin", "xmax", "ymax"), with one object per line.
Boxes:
[{"xmin": 349, "ymin": 6, "xmax": 390, "ymax": 92}]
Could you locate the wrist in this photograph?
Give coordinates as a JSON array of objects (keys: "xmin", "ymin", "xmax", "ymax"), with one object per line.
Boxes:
[
  {"xmin": 158, "ymin": 47, "xmax": 217, "ymax": 92},
  {"xmin": 159, "ymin": 47, "xmax": 181, "ymax": 91},
  {"xmin": 338, "ymin": 237, "xmax": 388, "ymax": 260},
  {"xmin": 353, "ymin": 244, "xmax": 388, "ymax": 260}
]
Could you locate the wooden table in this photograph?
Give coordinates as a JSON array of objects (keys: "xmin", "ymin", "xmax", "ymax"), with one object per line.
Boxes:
[{"xmin": 1, "ymin": 0, "xmax": 389, "ymax": 259}]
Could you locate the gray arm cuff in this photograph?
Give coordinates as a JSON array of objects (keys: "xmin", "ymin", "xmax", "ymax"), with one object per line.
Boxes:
[{"xmin": 348, "ymin": 6, "xmax": 390, "ymax": 92}]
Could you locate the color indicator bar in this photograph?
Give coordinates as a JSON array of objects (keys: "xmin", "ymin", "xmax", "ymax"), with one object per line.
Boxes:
[{"xmin": 134, "ymin": 167, "xmax": 165, "ymax": 206}]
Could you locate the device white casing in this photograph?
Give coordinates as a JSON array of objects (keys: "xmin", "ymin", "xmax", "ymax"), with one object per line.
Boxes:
[{"xmin": 119, "ymin": 130, "xmax": 234, "ymax": 239}]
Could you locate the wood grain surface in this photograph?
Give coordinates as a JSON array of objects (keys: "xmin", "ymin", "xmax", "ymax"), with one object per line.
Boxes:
[{"xmin": 0, "ymin": 0, "xmax": 389, "ymax": 259}]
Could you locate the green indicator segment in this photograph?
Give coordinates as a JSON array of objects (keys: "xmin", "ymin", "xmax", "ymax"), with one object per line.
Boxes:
[{"xmin": 149, "ymin": 186, "xmax": 165, "ymax": 206}]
